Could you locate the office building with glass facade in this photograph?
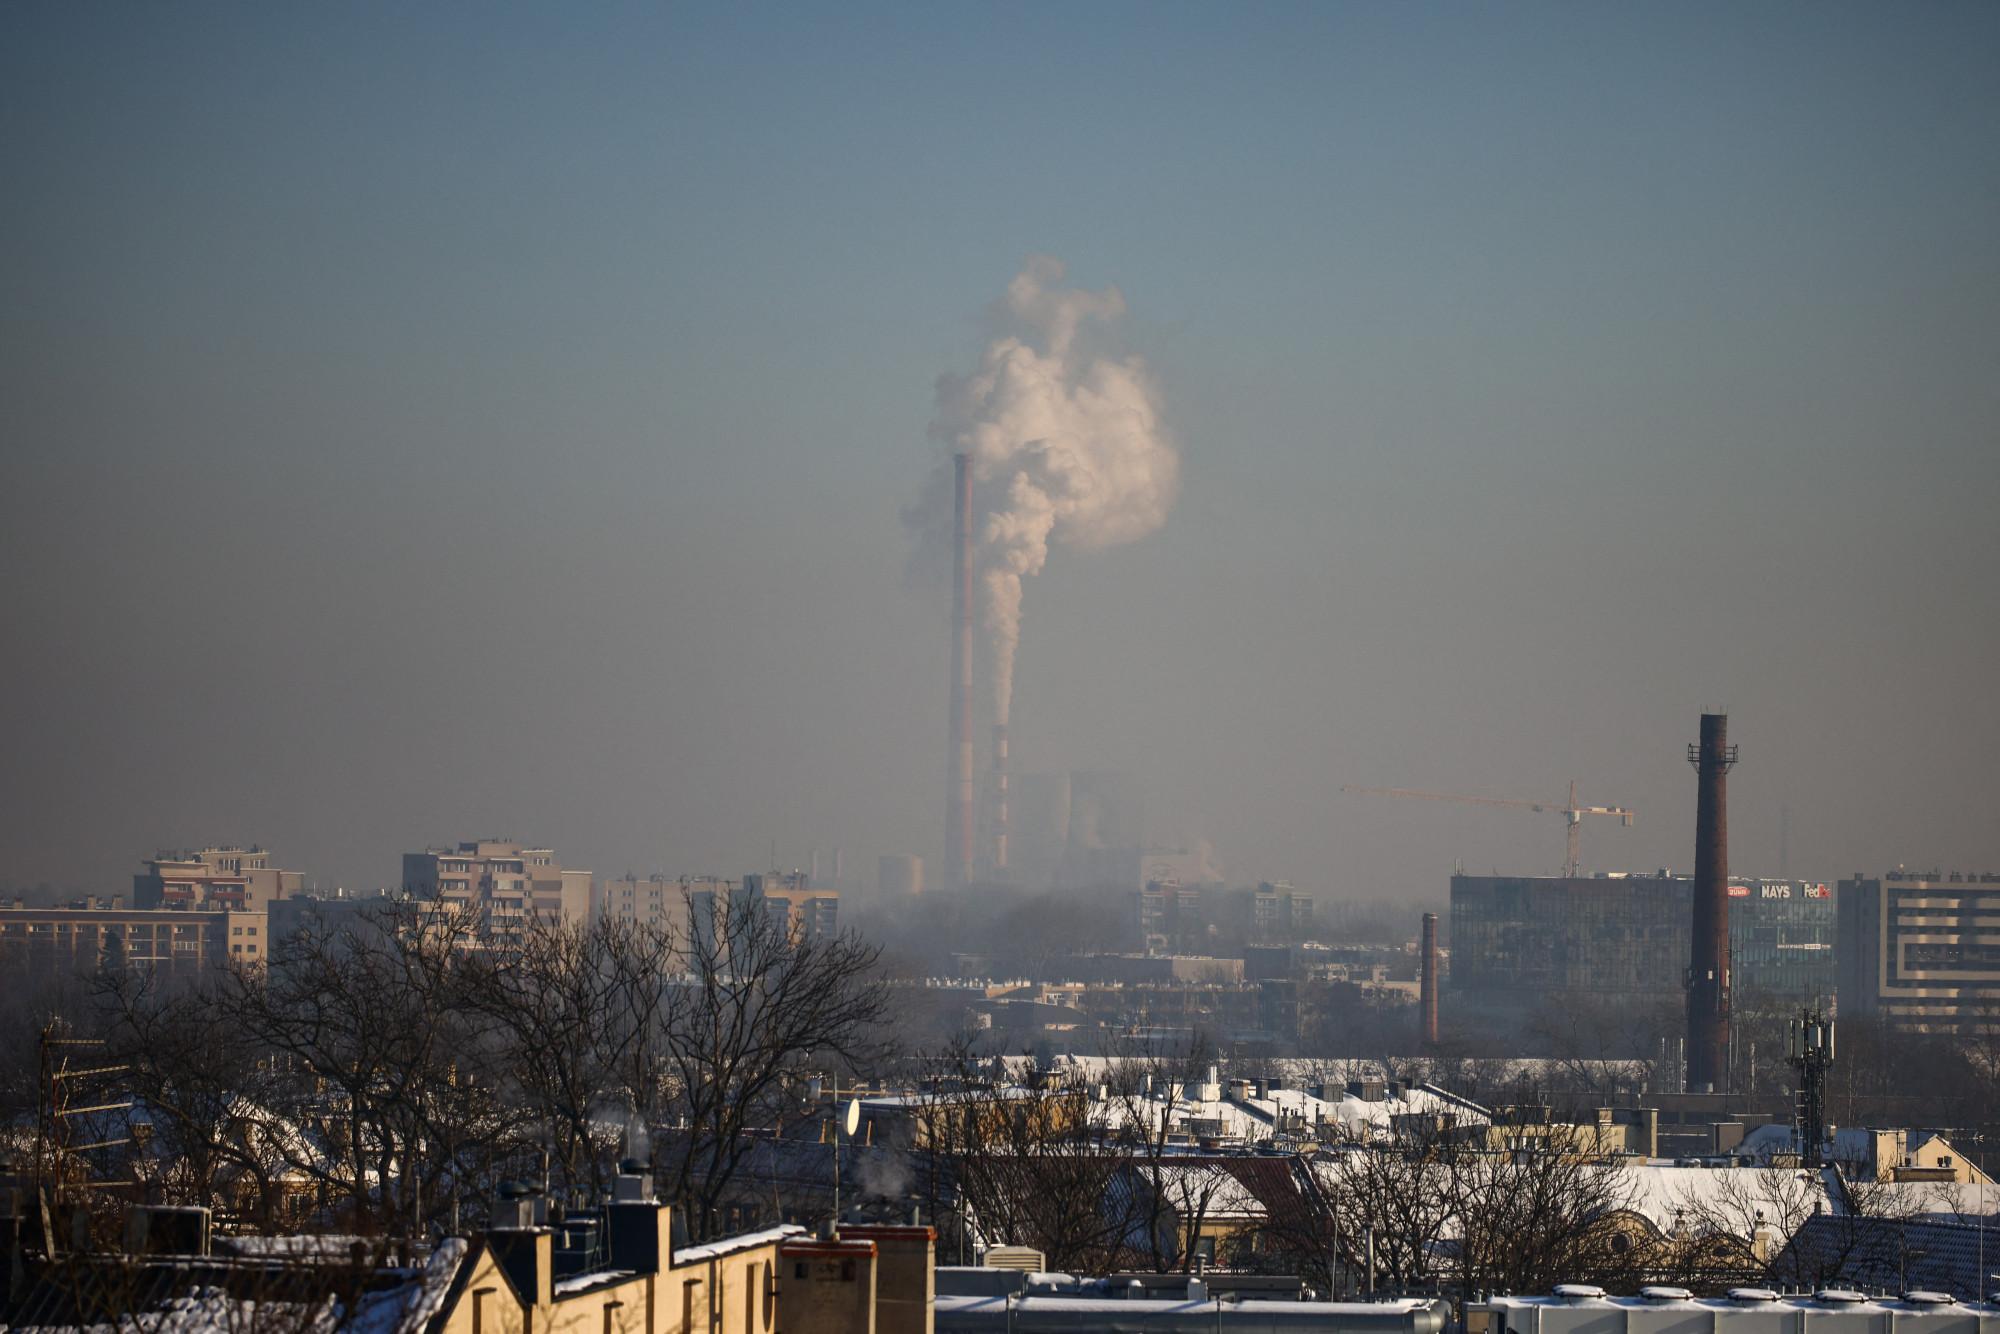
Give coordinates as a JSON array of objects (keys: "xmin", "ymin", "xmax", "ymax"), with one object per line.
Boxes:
[{"xmin": 1449, "ymin": 873, "xmax": 1837, "ymax": 1021}]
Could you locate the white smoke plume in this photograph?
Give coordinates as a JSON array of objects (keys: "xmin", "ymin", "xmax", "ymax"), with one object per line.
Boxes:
[{"xmin": 928, "ymin": 256, "xmax": 1179, "ymax": 724}]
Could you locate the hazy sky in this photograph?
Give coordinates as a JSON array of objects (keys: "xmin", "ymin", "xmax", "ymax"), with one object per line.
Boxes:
[{"xmin": 4, "ymin": 3, "xmax": 1996, "ymax": 902}]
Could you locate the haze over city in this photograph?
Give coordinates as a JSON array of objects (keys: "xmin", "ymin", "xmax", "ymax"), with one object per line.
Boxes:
[{"xmin": 4, "ymin": 3, "xmax": 1997, "ymax": 902}]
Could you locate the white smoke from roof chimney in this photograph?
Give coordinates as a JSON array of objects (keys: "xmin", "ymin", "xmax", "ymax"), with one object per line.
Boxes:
[{"xmin": 927, "ymin": 256, "xmax": 1178, "ymax": 724}]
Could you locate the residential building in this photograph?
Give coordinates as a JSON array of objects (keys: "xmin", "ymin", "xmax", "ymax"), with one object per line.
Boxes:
[
  {"xmin": 0, "ymin": 903, "xmax": 268, "ymax": 974},
  {"xmin": 740, "ymin": 872, "xmax": 839, "ymax": 941},
  {"xmin": 132, "ymin": 845, "xmax": 302, "ymax": 913},
  {"xmin": 1133, "ymin": 879, "xmax": 1203, "ymax": 950},
  {"xmin": 1217, "ymin": 881, "xmax": 1315, "ymax": 941},
  {"xmin": 681, "ymin": 874, "xmax": 840, "ymax": 958},
  {"xmin": 401, "ymin": 840, "xmax": 593, "ymax": 938},
  {"xmin": 1777, "ymin": 1214, "xmax": 1999, "ymax": 1303},
  {"xmin": 1837, "ymin": 869, "xmax": 2000, "ymax": 1035},
  {"xmin": 597, "ymin": 872, "xmax": 697, "ymax": 930},
  {"xmin": 267, "ymin": 888, "xmax": 404, "ymax": 942},
  {"xmin": 1732, "ymin": 1123, "xmax": 1992, "ymax": 1183},
  {"xmin": 8, "ymin": 1167, "xmax": 939, "ymax": 1334}
]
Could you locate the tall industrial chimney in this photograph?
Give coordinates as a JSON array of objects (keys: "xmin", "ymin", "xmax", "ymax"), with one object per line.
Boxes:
[
  {"xmin": 946, "ymin": 454, "xmax": 975, "ymax": 890},
  {"xmin": 991, "ymin": 723, "xmax": 1009, "ymax": 871},
  {"xmin": 1420, "ymin": 912, "xmax": 1439, "ymax": 1049},
  {"xmin": 1686, "ymin": 712, "xmax": 1738, "ymax": 1092}
]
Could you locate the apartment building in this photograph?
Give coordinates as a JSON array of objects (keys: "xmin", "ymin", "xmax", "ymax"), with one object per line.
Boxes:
[
  {"xmin": 133, "ymin": 845, "xmax": 303, "ymax": 912},
  {"xmin": 0, "ymin": 903, "xmax": 269, "ymax": 975},
  {"xmin": 1226, "ymin": 881, "xmax": 1316, "ymax": 938},
  {"xmin": 741, "ymin": 871, "xmax": 839, "ymax": 941},
  {"xmin": 1132, "ymin": 878, "xmax": 1205, "ymax": 951},
  {"xmin": 684, "ymin": 873, "xmax": 840, "ymax": 956},
  {"xmin": 402, "ymin": 840, "xmax": 592, "ymax": 939},
  {"xmin": 596, "ymin": 872, "xmax": 736, "ymax": 930}
]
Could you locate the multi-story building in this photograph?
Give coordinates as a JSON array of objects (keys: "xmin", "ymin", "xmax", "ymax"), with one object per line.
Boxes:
[
  {"xmin": 0, "ymin": 903, "xmax": 268, "ymax": 974},
  {"xmin": 739, "ymin": 872, "xmax": 838, "ymax": 941},
  {"xmin": 267, "ymin": 888, "xmax": 406, "ymax": 942},
  {"xmin": 401, "ymin": 840, "xmax": 592, "ymax": 939},
  {"xmin": 1449, "ymin": 872, "xmax": 1838, "ymax": 1022},
  {"xmin": 684, "ymin": 873, "xmax": 840, "ymax": 956},
  {"xmin": 596, "ymin": 873, "xmax": 695, "ymax": 930},
  {"xmin": 1732, "ymin": 878, "xmax": 1837, "ymax": 1001},
  {"xmin": 1134, "ymin": 879, "xmax": 1203, "ymax": 951},
  {"xmin": 133, "ymin": 846, "xmax": 303, "ymax": 913},
  {"xmin": 1216, "ymin": 881, "xmax": 1316, "ymax": 940},
  {"xmin": 1838, "ymin": 870, "xmax": 2000, "ymax": 1035}
]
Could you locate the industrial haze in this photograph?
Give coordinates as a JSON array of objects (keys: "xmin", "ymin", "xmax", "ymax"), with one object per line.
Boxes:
[{"xmin": 2, "ymin": 5, "xmax": 1997, "ymax": 906}]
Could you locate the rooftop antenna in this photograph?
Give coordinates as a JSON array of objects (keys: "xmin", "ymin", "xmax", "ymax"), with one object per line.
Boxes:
[{"xmin": 1787, "ymin": 1001, "xmax": 1834, "ymax": 1169}]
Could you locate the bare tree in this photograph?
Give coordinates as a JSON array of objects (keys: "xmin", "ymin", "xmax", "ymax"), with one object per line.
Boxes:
[
  {"xmin": 1103, "ymin": 1034, "xmax": 1227, "ymax": 1272},
  {"xmin": 913, "ymin": 1043, "xmax": 1132, "ymax": 1272},
  {"xmin": 94, "ymin": 964, "xmax": 294, "ymax": 1229},
  {"xmin": 459, "ymin": 915, "xmax": 680, "ymax": 1199},
  {"xmin": 654, "ymin": 891, "xmax": 891, "ymax": 1242},
  {"xmin": 20, "ymin": 1232, "xmax": 409, "ymax": 1334},
  {"xmin": 221, "ymin": 903, "xmax": 526, "ymax": 1234},
  {"xmin": 1311, "ymin": 1134, "xmax": 1457, "ymax": 1292},
  {"xmin": 1449, "ymin": 1145, "xmax": 1639, "ymax": 1299},
  {"xmin": 1665, "ymin": 1166, "xmax": 1826, "ymax": 1289}
]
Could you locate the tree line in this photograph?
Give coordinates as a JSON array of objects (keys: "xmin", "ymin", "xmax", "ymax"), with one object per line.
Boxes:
[{"xmin": 13, "ymin": 895, "xmax": 891, "ymax": 1246}]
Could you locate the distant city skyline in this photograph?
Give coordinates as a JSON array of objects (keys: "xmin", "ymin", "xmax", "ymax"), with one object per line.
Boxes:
[{"xmin": 3, "ymin": 4, "xmax": 1996, "ymax": 899}]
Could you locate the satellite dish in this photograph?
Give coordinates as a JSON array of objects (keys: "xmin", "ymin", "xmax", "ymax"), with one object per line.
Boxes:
[{"xmin": 843, "ymin": 1098, "xmax": 862, "ymax": 1137}]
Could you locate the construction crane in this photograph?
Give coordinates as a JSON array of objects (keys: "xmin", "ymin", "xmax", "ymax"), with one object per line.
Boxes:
[{"xmin": 1341, "ymin": 780, "xmax": 1634, "ymax": 879}]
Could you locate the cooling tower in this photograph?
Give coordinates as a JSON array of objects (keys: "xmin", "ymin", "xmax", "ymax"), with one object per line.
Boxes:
[{"xmin": 879, "ymin": 854, "xmax": 924, "ymax": 897}]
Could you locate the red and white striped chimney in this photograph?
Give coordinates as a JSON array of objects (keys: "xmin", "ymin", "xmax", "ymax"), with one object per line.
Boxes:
[
  {"xmin": 946, "ymin": 454, "xmax": 975, "ymax": 890},
  {"xmin": 992, "ymin": 723, "xmax": 1009, "ymax": 871}
]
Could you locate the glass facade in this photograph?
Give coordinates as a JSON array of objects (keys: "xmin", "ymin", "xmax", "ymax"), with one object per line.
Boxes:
[
  {"xmin": 1731, "ymin": 882, "xmax": 1837, "ymax": 1003},
  {"xmin": 1448, "ymin": 874, "xmax": 1837, "ymax": 1016}
]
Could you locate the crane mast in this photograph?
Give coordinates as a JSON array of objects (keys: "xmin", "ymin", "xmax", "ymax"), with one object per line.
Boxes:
[{"xmin": 1341, "ymin": 779, "xmax": 1635, "ymax": 878}]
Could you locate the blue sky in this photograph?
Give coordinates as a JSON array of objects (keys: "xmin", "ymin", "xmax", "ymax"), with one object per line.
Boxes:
[{"xmin": 3, "ymin": 3, "xmax": 1996, "ymax": 896}]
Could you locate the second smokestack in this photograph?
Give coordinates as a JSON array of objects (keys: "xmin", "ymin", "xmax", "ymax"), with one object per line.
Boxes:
[
  {"xmin": 1686, "ymin": 712, "xmax": 1737, "ymax": 1093},
  {"xmin": 946, "ymin": 453, "xmax": 975, "ymax": 890},
  {"xmin": 991, "ymin": 723, "xmax": 1008, "ymax": 871},
  {"xmin": 1420, "ymin": 912, "xmax": 1439, "ymax": 1049}
]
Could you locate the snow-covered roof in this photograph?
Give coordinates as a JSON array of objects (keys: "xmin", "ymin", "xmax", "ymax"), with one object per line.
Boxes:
[
  {"xmin": 1617, "ymin": 1164, "xmax": 1834, "ymax": 1240},
  {"xmin": 672, "ymin": 1224, "xmax": 806, "ymax": 1266},
  {"xmin": 347, "ymin": 1237, "xmax": 465, "ymax": 1334},
  {"xmin": 1091, "ymin": 1080, "xmax": 1489, "ymax": 1145},
  {"xmin": 1735, "ymin": 1124, "xmax": 1892, "ymax": 1164}
]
